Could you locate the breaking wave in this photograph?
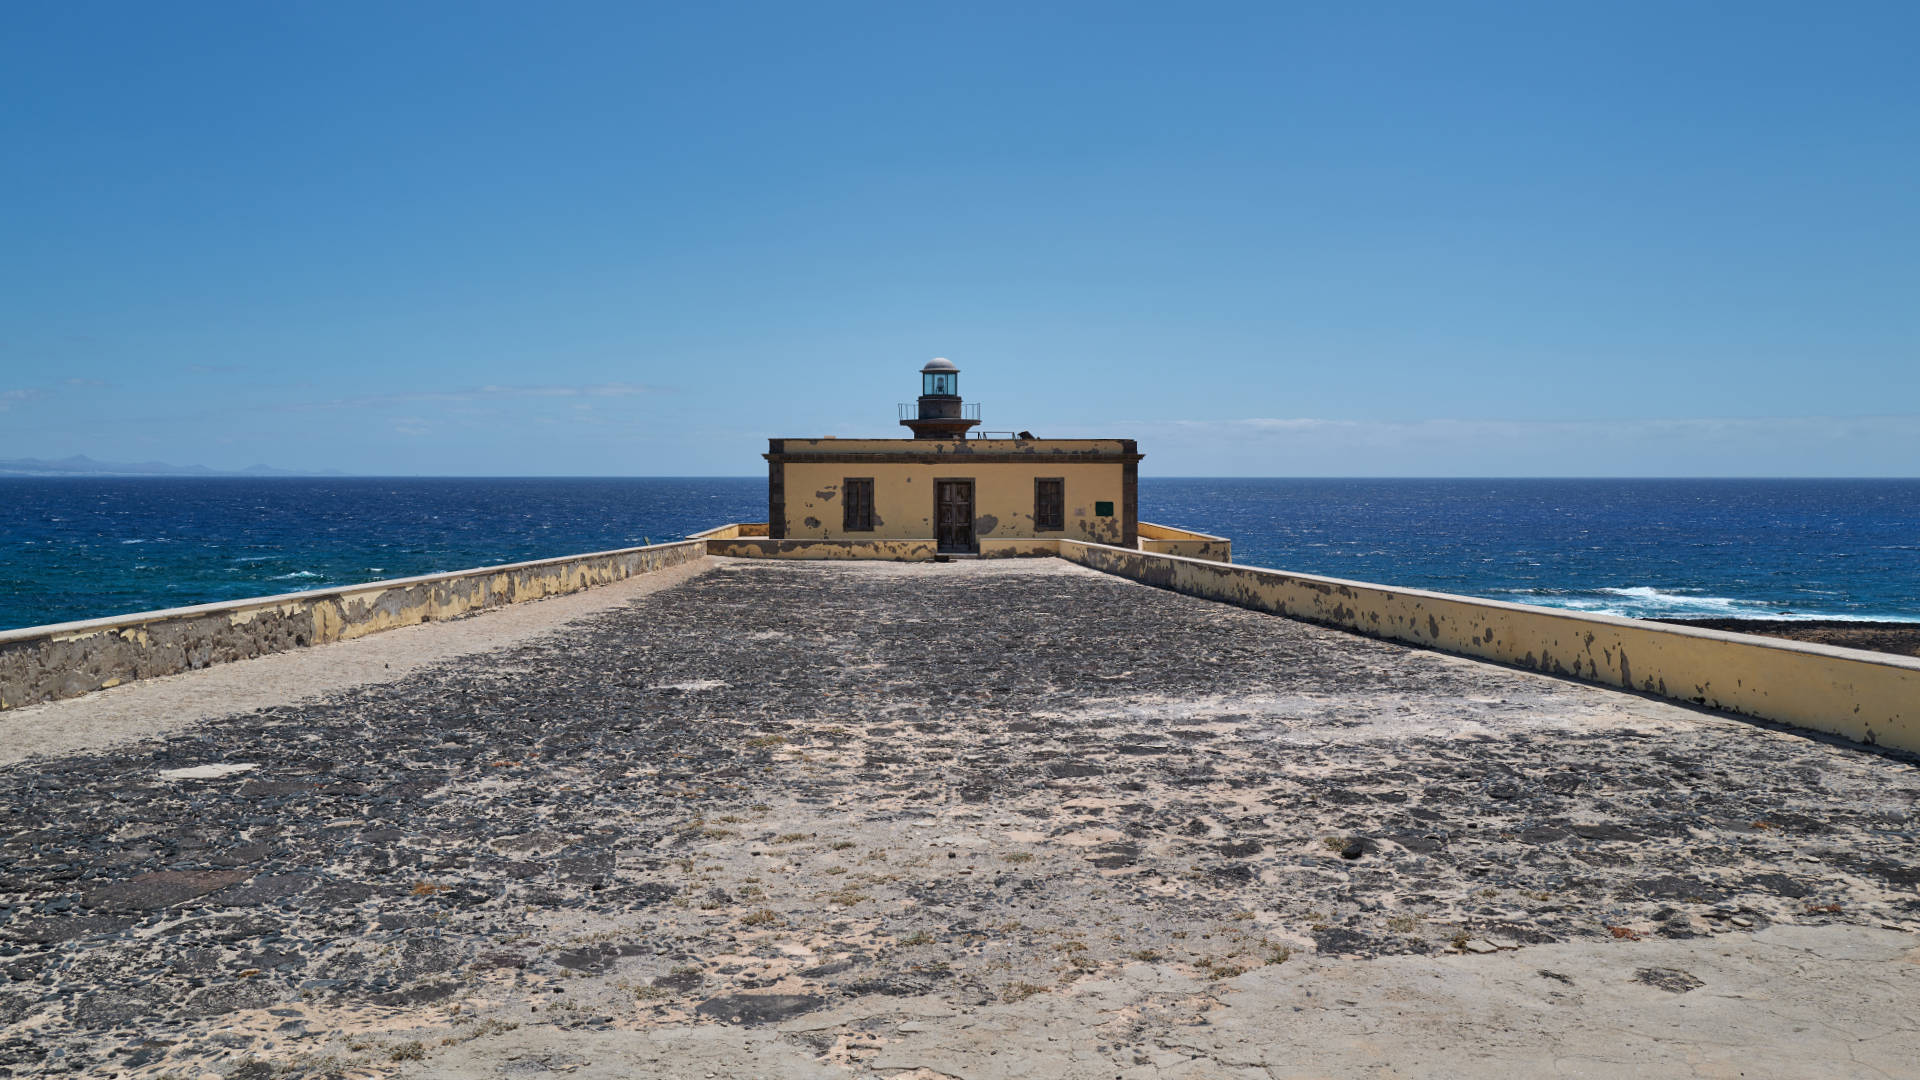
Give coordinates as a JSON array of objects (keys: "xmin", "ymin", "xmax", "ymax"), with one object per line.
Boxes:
[{"xmin": 1497, "ymin": 585, "xmax": 1920, "ymax": 622}]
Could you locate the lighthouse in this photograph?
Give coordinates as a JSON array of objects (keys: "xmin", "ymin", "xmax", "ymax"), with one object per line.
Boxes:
[
  {"xmin": 762, "ymin": 358, "xmax": 1148, "ymax": 554},
  {"xmin": 899, "ymin": 357, "xmax": 982, "ymax": 439}
]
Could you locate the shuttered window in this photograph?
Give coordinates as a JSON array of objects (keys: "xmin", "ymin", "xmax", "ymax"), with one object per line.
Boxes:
[
  {"xmin": 1034, "ymin": 478, "xmax": 1065, "ymax": 531},
  {"xmin": 843, "ymin": 478, "xmax": 875, "ymax": 531}
]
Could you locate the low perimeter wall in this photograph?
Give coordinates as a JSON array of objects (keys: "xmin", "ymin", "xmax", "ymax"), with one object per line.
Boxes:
[
  {"xmin": 695, "ymin": 524, "xmax": 1217, "ymax": 562},
  {"xmin": 1060, "ymin": 540, "xmax": 1920, "ymax": 754},
  {"xmin": 705, "ymin": 538, "xmax": 938, "ymax": 560},
  {"xmin": 696, "ymin": 526, "xmax": 1054, "ymax": 560},
  {"xmin": 1137, "ymin": 521, "xmax": 1232, "ymax": 563},
  {"xmin": 687, "ymin": 523, "xmax": 770, "ymax": 540},
  {"xmin": 0, "ymin": 540, "xmax": 707, "ymax": 710}
]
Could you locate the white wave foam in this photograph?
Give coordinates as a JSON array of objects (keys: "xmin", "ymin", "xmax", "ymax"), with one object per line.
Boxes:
[
  {"xmin": 1500, "ymin": 584, "xmax": 1920, "ymax": 623},
  {"xmin": 1596, "ymin": 586, "xmax": 1765, "ymax": 616},
  {"xmin": 270, "ymin": 570, "xmax": 322, "ymax": 580}
]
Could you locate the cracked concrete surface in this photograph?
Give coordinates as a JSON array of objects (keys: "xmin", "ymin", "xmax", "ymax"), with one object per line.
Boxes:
[{"xmin": 2, "ymin": 558, "xmax": 1917, "ymax": 1078}]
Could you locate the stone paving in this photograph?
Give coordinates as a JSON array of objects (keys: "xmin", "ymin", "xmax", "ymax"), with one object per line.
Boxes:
[{"xmin": 2, "ymin": 558, "xmax": 1918, "ymax": 1078}]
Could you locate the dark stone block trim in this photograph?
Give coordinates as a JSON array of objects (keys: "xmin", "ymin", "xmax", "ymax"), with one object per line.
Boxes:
[
  {"xmin": 765, "ymin": 452, "xmax": 1144, "ymax": 465},
  {"xmin": 767, "ymin": 440, "xmax": 786, "ymax": 540}
]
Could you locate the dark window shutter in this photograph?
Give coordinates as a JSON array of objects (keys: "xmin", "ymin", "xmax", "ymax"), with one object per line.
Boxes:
[
  {"xmin": 844, "ymin": 478, "xmax": 874, "ymax": 531},
  {"xmin": 1035, "ymin": 478, "xmax": 1064, "ymax": 531}
]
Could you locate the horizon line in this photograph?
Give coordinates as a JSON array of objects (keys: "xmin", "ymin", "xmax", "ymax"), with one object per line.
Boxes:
[{"xmin": 4, "ymin": 473, "xmax": 1919, "ymax": 482}]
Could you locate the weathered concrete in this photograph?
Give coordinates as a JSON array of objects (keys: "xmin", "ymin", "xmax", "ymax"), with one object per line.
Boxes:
[
  {"xmin": 767, "ymin": 438, "xmax": 1140, "ymax": 549},
  {"xmin": 0, "ymin": 558, "xmax": 713, "ymax": 768},
  {"xmin": 2, "ymin": 559, "xmax": 1916, "ymax": 1078},
  {"xmin": 697, "ymin": 523, "xmax": 1224, "ymax": 562},
  {"xmin": 705, "ymin": 538, "xmax": 940, "ymax": 560},
  {"xmin": 0, "ymin": 540, "xmax": 706, "ymax": 711},
  {"xmin": 1136, "ymin": 521, "xmax": 1232, "ymax": 563},
  {"xmin": 686, "ymin": 523, "xmax": 770, "ymax": 540},
  {"xmin": 1061, "ymin": 539, "xmax": 1920, "ymax": 754}
]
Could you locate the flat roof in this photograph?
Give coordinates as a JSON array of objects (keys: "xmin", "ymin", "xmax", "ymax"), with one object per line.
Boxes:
[{"xmin": 6, "ymin": 559, "xmax": 1916, "ymax": 1073}]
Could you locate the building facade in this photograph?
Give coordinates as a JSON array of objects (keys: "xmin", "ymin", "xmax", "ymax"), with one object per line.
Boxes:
[{"xmin": 765, "ymin": 360, "xmax": 1140, "ymax": 554}]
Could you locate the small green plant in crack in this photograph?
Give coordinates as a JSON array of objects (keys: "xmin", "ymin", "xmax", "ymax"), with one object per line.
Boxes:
[
  {"xmin": 1001, "ymin": 981, "xmax": 1049, "ymax": 1002},
  {"xmin": 1198, "ymin": 956, "xmax": 1253, "ymax": 980}
]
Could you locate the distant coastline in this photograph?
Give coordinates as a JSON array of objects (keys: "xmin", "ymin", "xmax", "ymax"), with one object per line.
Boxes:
[{"xmin": 0, "ymin": 455, "xmax": 340, "ymax": 478}]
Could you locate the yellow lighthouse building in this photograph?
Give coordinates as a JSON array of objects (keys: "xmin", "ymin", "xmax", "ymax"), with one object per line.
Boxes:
[
  {"xmin": 767, "ymin": 358, "xmax": 1140, "ymax": 554},
  {"xmin": 693, "ymin": 359, "xmax": 1227, "ymax": 562}
]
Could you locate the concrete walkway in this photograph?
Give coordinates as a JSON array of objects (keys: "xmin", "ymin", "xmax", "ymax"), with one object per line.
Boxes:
[{"xmin": 2, "ymin": 559, "xmax": 1916, "ymax": 1078}]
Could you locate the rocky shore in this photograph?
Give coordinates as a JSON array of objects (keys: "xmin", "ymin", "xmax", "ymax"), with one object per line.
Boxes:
[
  {"xmin": 3, "ymin": 559, "xmax": 1918, "ymax": 1078},
  {"xmin": 1658, "ymin": 617, "xmax": 1920, "ymax": 659}
]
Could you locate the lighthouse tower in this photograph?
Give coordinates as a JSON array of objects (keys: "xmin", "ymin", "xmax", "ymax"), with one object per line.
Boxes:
[{"xmin": 899, "ymin": 358, "xmax": 981, "ymax": 439}]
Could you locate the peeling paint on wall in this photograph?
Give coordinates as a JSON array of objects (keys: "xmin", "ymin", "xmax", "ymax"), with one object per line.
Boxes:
[
  {"xmin": 979, "ymin": 539, "xmax": 1062, "ymax": 559},
  {"xmin": 1136, "ymin": 522, "xmax": 1231, "ymax": 563},
  {"xmin": 775, "ymin": 460, "xmax": 1128, "ymax": 545},
  {"xmin": 707, "ymin": 539, "xmax": 937, "ymax": 561},
  {"xmin": 0, "ymin": 541, "xmax": 707, "ymax": 711}
]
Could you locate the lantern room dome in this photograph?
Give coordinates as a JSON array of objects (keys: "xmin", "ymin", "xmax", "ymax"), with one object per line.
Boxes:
[{"xmin": 921, "ymin": 357, "xmax": 959, "ymax": 373}]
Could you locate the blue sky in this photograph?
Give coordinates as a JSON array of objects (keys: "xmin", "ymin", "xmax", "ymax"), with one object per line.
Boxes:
[{"xmin": 2, "ymin": 2, "xmax": 1915, "ymax": 476}]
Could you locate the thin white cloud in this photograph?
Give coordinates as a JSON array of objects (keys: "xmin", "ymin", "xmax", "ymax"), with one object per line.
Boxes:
[
  {"xmin": 1150, "ymin": 414, "xmax": 1920, "ymax": 440},
  {"xmin": 0, "ymin": 388, "xmax": 44, "ymax": 411},
  {"xmin": 1087, "ymin": 414, "xmax": 1920, "ymax": 477},
  {"xmin": 272, "ymin": 382, "xmax": 670, "ymax": 412}
]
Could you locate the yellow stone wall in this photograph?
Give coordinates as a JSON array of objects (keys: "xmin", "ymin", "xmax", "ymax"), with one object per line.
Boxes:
[
  {"xmin": 778, "ymin": 460, "xmax": 1130, "ymax": 546},
  {"xmin": 1136, "ymin": 522, "xmax": 1232, "ymax": 563},
  {"xmin": 777, "ymin": 438, "xmax": 1134, "ymax": 456},
  {"xmin": 706, "ymin": 538, "xmax": 937, "ymax": 560},
  {"xmin": 0, "ymin": 541, "xmax": 707, "ymax": 710},
  {"xmin": 1059, "ymin": 539, "xmax": 1920, "ymax": 754}
]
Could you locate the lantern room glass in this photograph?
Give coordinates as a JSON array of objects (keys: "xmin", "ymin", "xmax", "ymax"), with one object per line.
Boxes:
[{"xmin": 923, "ymin": 371, "xmax": 957, "ymax": 396}]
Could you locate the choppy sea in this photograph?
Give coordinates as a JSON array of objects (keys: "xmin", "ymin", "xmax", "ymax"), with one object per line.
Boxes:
[{"xmin": 1, "ymin": 477, "xmax": 1915, "ymax": 632}]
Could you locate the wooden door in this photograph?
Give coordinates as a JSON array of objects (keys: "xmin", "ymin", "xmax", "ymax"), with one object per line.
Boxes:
[{"xmin": 935, "ymin": 480, "xmax": 975, "ymax": 553}]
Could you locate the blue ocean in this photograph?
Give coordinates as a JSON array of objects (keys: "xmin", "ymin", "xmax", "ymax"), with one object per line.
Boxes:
[{"xmin": 0, "ymin": 477, "xmax": 1915, "ymax": 632}]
